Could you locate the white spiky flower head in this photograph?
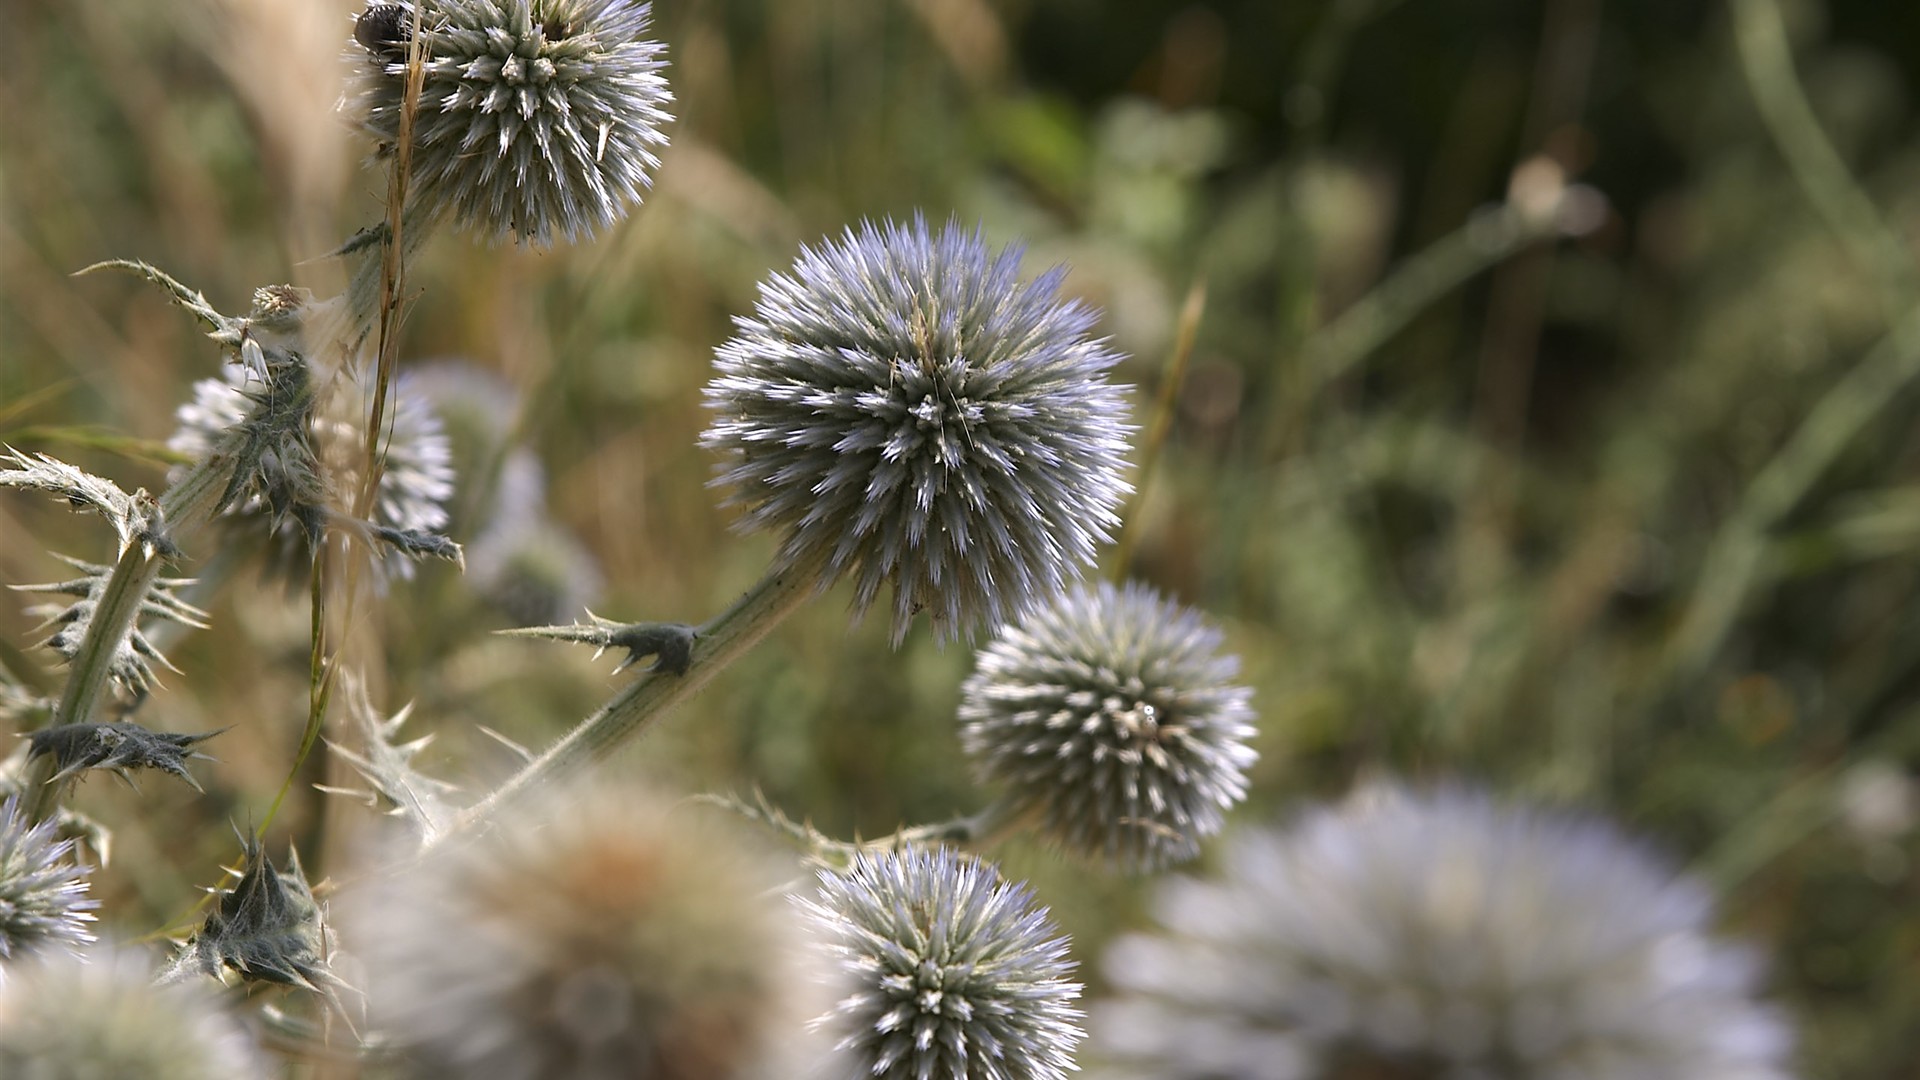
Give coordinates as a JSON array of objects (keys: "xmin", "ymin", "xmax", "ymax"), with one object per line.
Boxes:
[
  {"xmin": 345, "ymin": 0, "xmax": 672, "ymax": 246},
  {"xmin": 800, "ymin": 846, "xmax": 1084, "ymax": 1080},
  {"xmin": 702, "ymin": 216, "xmax": 1133, "ymax": 644},
  {"xmin": 0, "ymin": 795, "xmax": 98, "ymax": 963},
  {"xmin": 0, "ymin": 943, "xmax": 268, "ymax": 1079},
  {"xmin": 347, "ymin": 780, "xmax": 794, "ymax": 1079},
  {"xmin": 959, "ymin": 580, "xmax": 1256, "ymax": 872},
  {"xmin": 1090, "ymin": 784, "xmax": 1796, "ymax": 1080}
]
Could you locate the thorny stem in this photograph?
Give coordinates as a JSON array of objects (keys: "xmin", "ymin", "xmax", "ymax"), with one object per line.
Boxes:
[
  {"xmin": 449, "ymin": 549, "xmax": 834, "ymax": 837},
  {"xmin": 29, "ymin": 450, "xmax": 234, "ymax": 821}
]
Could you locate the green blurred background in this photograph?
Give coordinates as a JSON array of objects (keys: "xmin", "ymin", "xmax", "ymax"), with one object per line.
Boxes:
[{"xmin": 6, "ymin": 0, "xmax": 1920, "ymax": 1073}]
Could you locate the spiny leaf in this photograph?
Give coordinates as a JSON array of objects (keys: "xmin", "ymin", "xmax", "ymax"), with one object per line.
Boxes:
[
  {"xmin": 499, "ymin": 612, "xmax": 696, "ymax": 675},
  {"xmin": 322, "ymin": 678, "xmax": 457, "ymax": 845},
  {"xmin": 25, "ymin": 722, "xmax": 220, "ymax": 791},
  {"xmin": 0, "ymin": 449, "xmax": 142, "ymax": 546}
]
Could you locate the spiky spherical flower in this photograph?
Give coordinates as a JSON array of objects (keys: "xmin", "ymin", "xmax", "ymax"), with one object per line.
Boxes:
[
  {"xmin": 169, "ymin": 364, "xmax": 454, "ymax": 578},
  {"xmin": 1090, "ymin": 785, "xmax": 1795, "ymax": 1080},
  {"xmin": 959, "ymin": 580, "xmax": 1256, "ymax": 872},
  {"xmin": 703, "ymin": 217, "xmax": 1133, "ymax": 644},
  {"xmin": 347, "ymin": 782, "xmax": 793, "ymax": 1079},
  {"xmin": 0, "ymin": 943, "xmax": 267, "ymax": 1078},
  {"xmin": 800, "ymin": 846, "xmax": 1084, "ymax": 1080},
  {"xmin": 345, "ymin": 0, "xmax": 672, "ymax": 246},
  {"xmin": 0, "ymin": 796, "xmax": 97, "ymax": 963}
]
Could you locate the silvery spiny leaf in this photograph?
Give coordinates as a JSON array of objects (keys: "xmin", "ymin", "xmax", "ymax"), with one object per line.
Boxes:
[
  {"xmin": 369, "ymin": 525, "xmax": 464, "ymax": 568},
  {"xmin": 0, "ymin": 450, "xmax": 145, "ymax": 549},
  {"xmin": 171, "ymin": 838, "xmax": 339, "ymax": 993},
  {"xmin": 12, "ymin": 556, "xmax": 208, "ymax": 699},
  {"xmin": 499, "ymin": 612, "xmax": 696, "ymax": 675},
  {"xmin": 26, "ymin": 722, "xmax": 220, "ymax": 792},
  {"xmin": 322, "ymin": 677, "xmax": 458, "ymax": 845}
]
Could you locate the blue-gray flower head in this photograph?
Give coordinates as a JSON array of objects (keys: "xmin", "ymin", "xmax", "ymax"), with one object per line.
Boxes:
[
  {"xmin": 348, "ymin": 782, "xmax": 793, "ymax": 1079},
  {"xmin": 703, "ymin": 217, "xmax": 1133, "ymax": 644},
  {"xmin": 959, "ymin": 580, "xmax": 1256, "ymax": 872},
  {"xmin": 0, "ymin": 943, "xmax": 269, "ymax": 1079},
  {"xmin": 1090, "ymin": 784, "xmax": 1796, "ymax": 1080},
  {"xmin": 346, "ymin": 0, "xmax": 673, "ymax": 246},
  {"xmin": 0, "ymin": 796, "xmax": 98, "ymax": 963},
  {"xmin": 800, "ymin": 846, "xmax": 1084, "ymax": 1080}
]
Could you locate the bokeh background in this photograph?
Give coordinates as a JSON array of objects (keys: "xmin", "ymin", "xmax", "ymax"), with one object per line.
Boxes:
[{"xmin": 6, "ymin": 0, "xmax": 1920, "ymax": 1073}]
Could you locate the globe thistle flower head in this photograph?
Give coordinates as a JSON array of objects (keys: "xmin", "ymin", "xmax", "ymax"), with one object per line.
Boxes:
[
  {"xmin": 0, "ymin": 943, "xmax": 268, "ymax": 1079},
  {"xmin": 346, "ymin": 0, "xmax": 673, "ymax": 246},
  {"xmin": 348, "ymin": 782, "xmax": 791, "ymax": 1079},
  {"xmin": 0, "ymin": 796, "xmax": 97, "ymax": 963},
  {"xmin": 703, "ymin": 217, "xmax": 1133, "ymax": 644},
  {"xmin": 959, "ymin": 580, "xmax": 1256, "ymax": 872},
  {"xmin": 800, "ymin": 846, "xmax": 1084, "ymax": 1080},
  {"xmin": 1090, "ymin": 784, "xmax": 1795, "ymax": 1080}
]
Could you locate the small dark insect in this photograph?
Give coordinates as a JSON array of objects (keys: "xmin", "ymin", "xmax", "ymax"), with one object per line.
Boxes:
[{"xmin": 354, "ymin": 2, "xmax": 413, "ymax": 64}]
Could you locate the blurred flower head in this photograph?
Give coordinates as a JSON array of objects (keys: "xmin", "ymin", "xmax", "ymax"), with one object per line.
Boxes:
[
  {"xmin": 0, "ymin": 795, "xmax": 97, "ymax": 963},
  {"xmin": 345, "ymin": 0, "xmax": 673, "ymax": 246},
  {"xmin": 958, "ymin": 580, "xmax": 1256, "ymax": 871},
  {"xmin": 465, "ymin": 450, "xmax": 605, "ymax": 624},
  {"xmin": 0, "ymin": 943, "xmax": 267, "ymax": 1078},
  {"xmin": 800, "ymin": 846, "xmax": 1083, "ymax": 1080},
  {"xmin": 702, "ymin": 216, "xmax": 1133, "ymax": 643},
  {"xmin": 1090, "ymin": 784, "xmax": 1795, "ymax": 1080},
  {"xmin": 169, "ymin": 364, "xmax": 454, "ymax": 579},
  {"xmin": 348, "ymin": 781, "xmax": 791, "ymax": 1079}
]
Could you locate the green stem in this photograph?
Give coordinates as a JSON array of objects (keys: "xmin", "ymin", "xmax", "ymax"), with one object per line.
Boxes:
[
  {"xmin": 1730, "ymin": 0, "xmax": 1916, "ymax": 317},
  {"xmin": 451, "ymin": 550, "xmax": 832, "ymax": 834},
  {"xmin": 1306, "ymin": 203, "xmax": 1558, "ymax": 390},
  {"xmin": 1667, "ymin": 306, "xmax": 1920, "ymax": 678}
]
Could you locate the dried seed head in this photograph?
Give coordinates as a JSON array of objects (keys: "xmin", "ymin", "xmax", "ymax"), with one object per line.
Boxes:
[
  {"xmin": 344, "ymin": 0, "xmax": 673, "ymax": 246},
  {"xmin": 0, "ymin": 943, "xmax": 268, "ymax": 1078},
  {"xmin": 171, "ymin": 839, "xmax": 337, "ymax": 992},
  {"xmin": 1090, "ymin": 784, "xmax": 1796, "ymax": 1080},
  {"xmin": 348, "ymin": 782, "xmax": 793, "ymax": 1079},
  {"xmin": 800, "ymin": 846, "xmax": 1084, "ymax": 1080},
  {"xmin": 959, "ymin": 580, "xmax": 1257, "ymax": 871},
  {"xmin": 702, "ymin": 216, "xmax": 1133, "ymax": 644}
]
